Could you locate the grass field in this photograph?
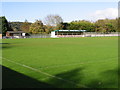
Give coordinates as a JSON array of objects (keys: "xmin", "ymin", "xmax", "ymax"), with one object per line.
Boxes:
[{"xmin": 2, "ymin": 37, "xmax": 118, "ymax": 88}]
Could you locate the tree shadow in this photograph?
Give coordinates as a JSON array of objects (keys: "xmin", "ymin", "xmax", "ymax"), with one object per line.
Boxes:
[
  {"xmin": 2, "ymin": 66, "xmax": 85, "ymax": 88},
  {"xmin": 47, "ymin": 67, "xmax": 119, "ymax": 89},
  {"xmin": 47, "ymin": 68, "xmax": 85, "ymax": 88},
  {"xmin": 2, "ymin": 65, "xmax": 119, "ymax": 89},
  {"xmin": 86, "ymin": 67, "xmax": 119, "ymax": 89},
  {"xmin": 100, "ymin": 68, "xmax": 118, "ymax": 88},
  {"xmin": 0, "ymin": 43, "xmax": 11, "ymax": 49},
  {"xmin": 0, "ymin": 43, "xmax": 10, "ymax": 44},
  {"xmin": 2, "ymin": 65, "xmax": 55, "ymax": 88}
]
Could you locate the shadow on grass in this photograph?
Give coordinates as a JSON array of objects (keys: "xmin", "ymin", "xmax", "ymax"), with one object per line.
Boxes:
[
  {"xmin": 100, "ymin": 68, "xmax": 118, "ymax": 88},
  {"xmin": 0, "ymin": 43, "xmax": 11, "ymax": 49},
  {"xmin": 86, "ymin": 68, "xmax": 119, "ymax": 89},
  {"xmin": 2, "ymin": 65, "xmax": 55, "ymax": 88},
  {"xmin": 47, "ymin": 67, "xmax": 118, "ymax": 89},
  {"xmin": 2, "ymin": 66, "xmax": 84, "ymax": 88},
  {"xmin": 0, "ymin": 43, "xmax": 10, "ymax": 44},
  {"xmin": 47, "ymin": 68, "xmax": 84, "ymax": 88},
  {"xmin": 2, "ymin": 65, "xmax": 119, "ymax": 89}
]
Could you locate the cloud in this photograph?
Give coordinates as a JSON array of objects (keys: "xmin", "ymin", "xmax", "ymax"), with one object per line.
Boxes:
[{"xmin": 89, "ymin": 8, "xmax": 118, "ymax": 21}]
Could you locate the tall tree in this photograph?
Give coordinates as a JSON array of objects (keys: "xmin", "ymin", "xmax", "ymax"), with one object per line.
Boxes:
[
  {"xmin": 9, "ymin": 22, "xmax": 23, "ymax": 31},
  {"xmin": 118, "ymin": 17, "xmax": 120, "ymax": 32},
  {"xmin": 29, "ymin": 20, "xmax": 45, "ymax": 34},
  {"xmin": 44, "ymin": 25, "xmax": 55, "ymax": 34},
  {"xmin": 68, "ymin": 20, "xmax": 95, "ymax": 32},
  {"xmin": 44, "ymin": 14, "xmax": 63, "ymax": 26},
  {"xmin": 95, "ymin": 19, "xmax": 117, "ymax": 33},
  {"xmin": 20, "ymin": 19, "xmax": 31, "ymax": 33},
  {"xmin": 0, "ymin": 16, "xmax": 12, "ymax": 36},
  {"xmin": 56, "ymin": 22, "xmax": 70, "ymax": 30}
]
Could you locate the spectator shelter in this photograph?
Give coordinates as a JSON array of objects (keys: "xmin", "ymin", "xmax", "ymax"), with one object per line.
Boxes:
[{"xmin": 51, "ymin": 30, "xmax": 86, "ymax": 38}]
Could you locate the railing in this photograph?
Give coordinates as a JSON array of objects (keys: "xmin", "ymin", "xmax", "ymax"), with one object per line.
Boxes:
[
  {"xmin": 2, "ymin": 34, "xmax": 51, "ymax": 39},
  {"xmin": 55, "ymin": 32, "xmax": 119, "ymax": 38},
  {"xmin": 25, "ymin": 34, "xmax": 51, "ymax": 38},
  {"xmin": 83, "ymin": 32, "xmax": 119, "ymax": 37}
]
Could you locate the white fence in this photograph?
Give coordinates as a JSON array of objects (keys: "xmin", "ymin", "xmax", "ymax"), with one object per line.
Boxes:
[
  {"xmin": 55, "ymin": 32, "xmax": 119, "ymax": 38},
  {"xmin": 83, "ymin": 32, "xmax": 119, "ymax": 37},
  {"xmin": 26, "ymin": 34, "xmax": 51, "ymax": 38},
  {"xmin": 2, "ymin": 34, "xmax": 51, "ymax": 39},
  {"xmin": 2, "ymin": 32, "xmax": 119, "ymax": 39}
]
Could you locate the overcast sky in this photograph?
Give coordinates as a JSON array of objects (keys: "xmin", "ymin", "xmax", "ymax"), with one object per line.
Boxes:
[{"xmin": 1, "ymin": 1, "xmax": 118, "ymax": 23}]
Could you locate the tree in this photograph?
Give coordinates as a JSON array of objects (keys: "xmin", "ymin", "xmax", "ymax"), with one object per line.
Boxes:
[
  {"xmin": 56, "ymin": 22, "xmax": 70, "ymax": 30},
  {"xmin": 118, "ymin": 17, "xmax": 120, "ymax": 32},
  {"xmin": 29, "ymin": 20, "xmax": 45, "ymax": 34},
  {"xmin": 0, "ymin": 16, "xmax": 12, "ymax": 36},
  {"xmin": 44, "ymin": 25, "xmax": 55, "ymax": 34},
  {"xmin": 68, "ymin": 20, "xmax": 95, "ymax": 32},
  {"xmin": 109, "ymin": 18, "xmax": 118, "ymax": 32},
  {"xmin": 95, "ymin": 19, "xmax": 118, "ymax": 33},
  {"xmin": 105, "ymin": 23, "xmax": 115, "ymax": 32},
  {"xmin": 20, "ymin": 19, "xmax": 31, "ymax": 33},
  {"xmin": 9, "ymin": 22, "xmax": 24, "ymax": 31},
  {"xmin": 44, "ymin": 14, "xmax": 63, "ymax": 26}
]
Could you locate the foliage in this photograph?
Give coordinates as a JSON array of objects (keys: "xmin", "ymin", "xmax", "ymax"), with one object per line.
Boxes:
[
  {"xmin": 118, "ymin": 17, "xmax": 120, "ymax": 32},
  {"xmin": 9, "ymin": 22, "xmax": 23, "ymax": 31},
  {"xmin": 1, "ymin": 15, "xmax": 119, "ymax": 34},
  {"xmin": 65, "ymin": 19, "xmax": 118, "ymax": 33},
  {"xmin": 20, "ymin": 20, "xmax": 31, "ymax": 33},
  {"xmin": 0, "ymin": 16, "xmax": 13, "ymax": 36},
  {"xmin": 29, "ymin": 20, "xmax": 45, "ymax": 34},
  {"xmin": 68, "ymin": 20, "xmax": 95, "ymax": 32},
  {"xmin": 44, "ymin": 25, "xmax": 55, "ymax": 34},
  {"xmin": 94, "ymin": 19, "xmax": 117, "ymax": 33},
  {"xmin": 56, "ymin": 22, "xmax": 70, "ymax": 30}
]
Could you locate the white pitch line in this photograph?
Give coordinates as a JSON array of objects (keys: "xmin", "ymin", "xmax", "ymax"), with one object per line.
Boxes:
[
  {"xmin": 1, "ymin": 56, "xmax": 117, "ymax": 87},
  {"xmin": 40, "ymin": 62, "xmax": 84, "ymax": 69},
  {"xmin": 40, "ymin": 57, "xmax": 117, "ymax": 70},
  {"xmin": 2, "ymin": 57, "xmax": 87, "ymax": 88}
]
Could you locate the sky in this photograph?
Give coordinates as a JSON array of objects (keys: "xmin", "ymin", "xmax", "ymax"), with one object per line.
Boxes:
[{"xmin": 1, "ymin": 2, "xmax": 118, "ymax": 23}]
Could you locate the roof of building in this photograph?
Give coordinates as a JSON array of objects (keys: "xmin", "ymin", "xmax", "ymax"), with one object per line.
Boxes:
[
  {"xmin": 6, "ymin": 31, "xmax": 25, "ymax": 33},
  {"xmin": 52, "ymin": 30, "xmax": 87, "ymax": 32}
]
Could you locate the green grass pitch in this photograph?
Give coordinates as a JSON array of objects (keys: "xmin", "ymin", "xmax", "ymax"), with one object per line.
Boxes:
[{"xmin": 2, "ymin": 37, "xmax": 118, "ymax": 88}]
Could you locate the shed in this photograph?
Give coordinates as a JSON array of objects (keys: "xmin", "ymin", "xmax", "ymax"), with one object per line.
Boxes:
[{"xmin": 6, "ymin": 31, "xmax": 26, "ymax": 38}]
